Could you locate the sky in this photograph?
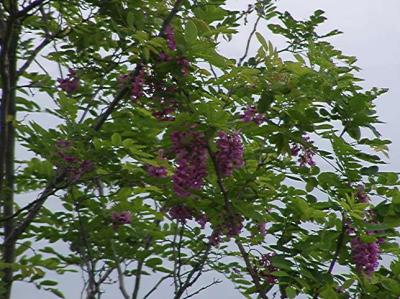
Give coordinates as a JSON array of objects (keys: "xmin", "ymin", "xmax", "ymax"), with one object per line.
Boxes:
[{"xmin": 12, "ymin": 1, "xmax": 400, "ymax": 298}]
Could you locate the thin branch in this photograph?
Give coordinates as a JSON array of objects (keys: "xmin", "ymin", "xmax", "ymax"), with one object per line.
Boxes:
[
  {"xmin": 238, "ymin": 15, "xmax": 261, "ymax": 66},
  {"xmin": 17, "ymin": 37, "xmax": 52, "ymax": 76},
  {"xmin": 173, "ymin": 244, "xmax": 211, "ymax": 299},
  {"xmin": 182, "ymin": 279, "xmax": 222, "ymax": 299},
  {"xmin": 328, "ymin": 215, "xmax": 346, "ymax": 274},
  {"xmin": 131, "ymin": 217, "xmax": 163, "ymax": 299},
  {"xmin": 143, "ymin": 275, "xmax": 172, "ymax": 299},
  {"xmin": 111, "ymin": 243, "xmax": 130, "ymax": 299},
  {"xmin": 16, "ymin": 0, "xmax": 49, "ymax": 18}
]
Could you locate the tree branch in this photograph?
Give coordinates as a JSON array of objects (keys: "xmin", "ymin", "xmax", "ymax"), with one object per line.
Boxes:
[
  {"xmin": 205, "ymin": 146, "xmax": 268, "ymax": 299},
  {"xmin": 4, "ymin": 0, "xmax": 184, "ymax": 248},
  {"xmin": 182, "ymin": 279, "xmax": 222, "ymax": 299},
  {"xmin": 238, "ymin": 15, "xmax": 261, "ymax": 66},
  {"xmin": 173, "ymin": 244, "xmax": 212, "ymax": 299}
]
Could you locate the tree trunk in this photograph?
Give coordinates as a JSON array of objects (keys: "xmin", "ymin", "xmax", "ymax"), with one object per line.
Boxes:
[{"xmin": 0, "ymin": 2, "xmax": 19, "ymax": 298}]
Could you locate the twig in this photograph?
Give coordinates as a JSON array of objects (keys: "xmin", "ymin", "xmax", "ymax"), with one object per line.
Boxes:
[
  {"xmin": 182, "ymin": 279, "xmax": 222, "ymax": 299},
  {"xmin": 313, "ymin": 213, "xmax": 346, "ymax": 299},
  {"xmin": 238, "ymin": 15, "xmax": 262, "ymax": 66},
  {"xmin": 173, "ymin": 244, "xmax": 212, "ymax": 299},
  {"xmin": 16, "ymin": 0, "xmax": 50, "ymax": 18},
  {"xmin": 132, "ymin": 219, "xmax": 162, "ymax": 299},
  {"xmin": 143, "ymin": 275, "xmax": 172, "ymax": 299},
  {"xmin": 111, "ymin": 243, "xmax": 130, "ymax": 299}
]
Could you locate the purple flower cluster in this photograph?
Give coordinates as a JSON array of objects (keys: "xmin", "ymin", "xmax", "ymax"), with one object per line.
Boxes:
[
  {"xmin": 240, "ymin": 106, "xmax": 265, "ymax": 125},
  {"xmin": 208, "ymin": 229, "xmax": 222, "ymax": 246},
  {"xmin": 171, "ymin": 130, "xmax": 208, "ymax": 197},
  {"xmin": 177, "ymin": 57, "xmax": 190, "ymax": 76},
  {"xmin": 152, "ymin": 107, "xmax": 176, "ymax": 121},
  {"xmin": 57, "ymin": 69, "xmax": 80, "ymax": 94},
  {"xmin": 257, "ymin": 222, "xmax": 267, "ymax": 236},
  {"xmin": 351, "ymin": 237, "xmax": 381, "ymax": 276},
  {"xmin": 195, "ymin": 214, "xmax": 208, "ymax": 229},
  {"xmin": 226, "ymin": 214, "xmax": 244, "ymax": 238},
  {"xmin": 131, "ymin": 67, "xmax": 146, "ymax": 100},
  {"xmin": 55, "ymin": 140, "xmax": 92, "ymax": 182},
  {"xmin": 290, "ymin": 135, "xmax": 315, "ymax": 167},
  {"xmin": 356, "ymin": 185, "xmax": 369, "ymax": 203},
  {"xmin": 207, "ymin": 214, "xmax": 244, "ymax": 246},
  {"xmin": 147, "ymin": 165, "xmax": 168, "ymax": 178},
  {"xmin": 164, "ymin": 25, "xmax": 176, "ymax": 50},
  {"xmin": 111, "ymin": 211, "xmax": 132, "ymax": 229},
  {"xmin": 258, "ymin": 254, "xmax": 277, "ymax": 284},
  {"xmin": 168, "ymin": 205, "xmax": 193, "ymax": 223},
  {"xmin": 215, "ymin": 131, "xmax": 244, "ymax": 177}
]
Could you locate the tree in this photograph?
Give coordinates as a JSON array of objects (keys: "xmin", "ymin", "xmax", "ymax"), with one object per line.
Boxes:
[{"xmin": 1, "ymin": 0, "xmax": 400, "ymax": 298}]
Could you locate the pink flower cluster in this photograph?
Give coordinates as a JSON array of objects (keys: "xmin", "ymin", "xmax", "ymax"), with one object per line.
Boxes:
[
  {"xmin": 215, "ymin": 131, "xmax": 244, "ymax": 177},
  {"xmin": 240, "ymin": 106, "xmax": 265, "ymax": 125},
  {"xmin": 55, "ymin": 140, "xmax": 92, "ymax": 182},
  {"xmin": 131, "ymin": 67, "xmax": 146, "ymax": 100},
  {"xmin": 257, "ymin": 222, "xmax": 267, "ymax": 236},
  {"xmin": 147, "ymin": 165, "xmax": 168, "ymax": 178},
  {"xmin": 57, "ymin": 69, "xmax": 80, "ymax": 94},
  {"xmin": 356, "ymin": 185, "xmax": 369, "ymax": 203},
  {"xmin": 195, "ymin": 214, "xmax": 208, "ymax": 229},
  {"xmin": 208, "ymin": 214, "xmax": 244, "ymax": 246},
  {"xmin": 152, "ymin": 107, "xmax": 176, "ymax": 121},
  {"xmin": 168, "ymin": 205, "xmax": 193, "ymax": 223},
  {"xmin": 111, "ymin": 211, "xmax": 132, "ymax": 229},
  {"xmin": 164, "ymin": 25, "xmax": 176, "ymax": 50},
  {"xmin": 351, "ymin": 236, "xmax": 381, "ymax": 276},
  {"xmin": 290, "ymin": 135, "xmax": 315, "ymax": 167},
  {"xmin": 171, "ymin": 130, "xmax": 208, "ymax": 197},
  {"xmin": 258, "ymin": 253, "xmax": 277, "ymax": 284},
  {"xmin": 209, "ymin": 230, "xmax": 222, "ymax": 246},
  {"xmin": 177, "ymin": 57, "xmax": 190, "ymax": 76}
]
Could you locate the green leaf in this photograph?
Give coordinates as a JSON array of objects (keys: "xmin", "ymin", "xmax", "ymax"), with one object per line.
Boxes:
[
  {"xmin": 41, "ymin": 280, "xmax": 58, "ymax": 286},
  {"xmin": 286, "ymin": 287, "xmax": 297, "ymax": 299},
  {"xmin": 111, "ymin": 133, "xmax": 122, "ymax": 146},
  {"xmin": 145, "ymin": 257, "xmax": 163, "ymax": 268},
  {"xmin": 255, "ymin": 32, "xmax": 268, "ymax": 50},
  {"xmin": 185, "ymin": 20, "xmax": 198, "ymax": 44}
]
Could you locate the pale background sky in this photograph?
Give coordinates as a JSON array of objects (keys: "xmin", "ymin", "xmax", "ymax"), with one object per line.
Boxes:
[{"xmin": 12, "ymin": 1, "xmax": 400, "ymax": 298}]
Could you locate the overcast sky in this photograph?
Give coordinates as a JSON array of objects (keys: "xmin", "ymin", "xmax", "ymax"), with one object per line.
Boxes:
[{"xmin": 13, "ymin": 1, "xmax": 400, "ymax": 298}]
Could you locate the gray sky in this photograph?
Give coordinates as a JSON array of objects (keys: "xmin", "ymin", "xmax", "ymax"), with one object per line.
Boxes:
[{"xmin": 13, "ymin": 1, "xmax": 400, "ymax": 298}]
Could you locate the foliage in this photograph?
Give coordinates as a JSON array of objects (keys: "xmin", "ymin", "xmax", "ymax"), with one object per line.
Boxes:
[{"xmin": 0, "ymin": 0, "xmax": 399, "ymax": 298}]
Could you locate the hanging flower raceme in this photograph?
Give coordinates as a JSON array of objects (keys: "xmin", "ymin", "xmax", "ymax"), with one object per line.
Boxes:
[
  {"xmin": 290, "ymin": 135, "xmax": 316, "ymax": 167},
  {"xmin": 356, "ymin": 185, "xmax": 369, "ymax": 203},
  {"xmin": 131, "ymin": 67, "xmax": 146, "ymax": 100},
  {"xmin": 208, "ymin": 229, "xmax": 222, "ymax": 246},
  {"xmin": 168, "ymin": 205, "xmax": 193, "ymax": 223},
  {"xmin": 225, "ymin": 214, "xmax": 244, "ymax": 238},
  {"xmin": 111, "ymin": 211, "xmax": 132, "ymax": 229},
  {"xmin": 57, "ymin": 69, "xmax": 80, "ymax": 94},
  {"xmin": 54, "ymin": 140, "xmax": 93, "ymax": 182},
  {"xmin": 147, "ymin": 165, "xmax": 168, "ymax": 178},
  {"xmin": 164, "ymin": 25, "xmax": 176, "ymax": 51},
  {"xmin": 240, "ymin": 106, "xmax": 265, "ymax": 125},
  {"xmin": 171, "ymin": 129, "xmax": 208, "ymax": 197},
  {"xmin": 257, "ymin": 222, "xmax": 267, "ymax": 236},
  {"xmin": 177, "ymin": 57, "xmax": 190, "ymax": 76},
  {"xmin": 215, "ymin": 131, "xmax": 244, "ymax": 177},
  {"xmin": 350, "ymin": 236, "xmax": 380, "ymax": 276},
  {"xmin": 258, "ymin": 253, "xmax": 277, "ymax": 284},
  {"xmin": 195, "ymin": 213, "xmax": 208, "ymax": 229}
]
